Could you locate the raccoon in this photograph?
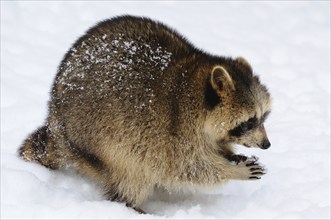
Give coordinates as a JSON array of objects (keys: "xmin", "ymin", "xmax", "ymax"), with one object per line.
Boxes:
[{"xmin": 19, "ymin": 15, "xmax": 271, "ymax": 213}]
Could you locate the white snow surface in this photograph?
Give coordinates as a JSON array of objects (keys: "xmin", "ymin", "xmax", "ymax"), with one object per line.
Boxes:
[{"xmin": 1, "ymin": 1, "xmax": 330, "ymax": 219}]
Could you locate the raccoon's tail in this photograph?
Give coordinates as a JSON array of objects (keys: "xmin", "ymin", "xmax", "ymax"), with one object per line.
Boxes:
[{"xmin": 18, "ymin": 126, "xmax": 62, "ymax": 169}]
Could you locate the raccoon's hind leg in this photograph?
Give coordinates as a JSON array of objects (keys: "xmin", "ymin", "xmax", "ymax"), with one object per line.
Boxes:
[
  {"xmin": 103, "ymin": 166, "xmax": 153, "ymax": 214},
  {"xmin": 105, "ymin": 182, "xmax": 148, "ymax": 214},
  {"xmin": 59, "ymin": 141, "xmax": 150, "ymax": 214},
  {"xmin": 18, "ymin": 126, "xmax": 64, "ymax": 169}
]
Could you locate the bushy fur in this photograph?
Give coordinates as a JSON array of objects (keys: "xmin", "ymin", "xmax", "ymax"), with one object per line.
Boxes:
[{"xmin": 19, "ymin": 15, "xmax": 271, "ymax": 213}]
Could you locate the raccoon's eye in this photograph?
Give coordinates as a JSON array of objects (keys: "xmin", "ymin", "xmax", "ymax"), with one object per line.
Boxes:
[
  {"xmin": 229, "ymin": 117, "xmax": 258, "ymax": 137},
  {"xmin": 246, "ymin": 117, "xmax": 258, "ymax": 130},
  {"xmin": 229, "ymin": 122, "xmax": 248, "ymax": 137}
]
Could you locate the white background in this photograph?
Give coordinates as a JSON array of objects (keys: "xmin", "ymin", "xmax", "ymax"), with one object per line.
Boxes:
[{"xmin": 1, "ymin": 1, "xmax": 330, "ymax": 219}]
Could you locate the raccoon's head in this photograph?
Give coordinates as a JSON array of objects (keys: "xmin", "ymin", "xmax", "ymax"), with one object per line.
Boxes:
[{"xmin": 203, "ymin": 57, "xmax": 271, "ymax": 150}]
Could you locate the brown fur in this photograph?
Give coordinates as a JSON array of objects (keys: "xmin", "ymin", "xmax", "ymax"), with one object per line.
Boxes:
[{"xmin": 18, "ymin": 15, "xmax": 271, "ymax": 212}]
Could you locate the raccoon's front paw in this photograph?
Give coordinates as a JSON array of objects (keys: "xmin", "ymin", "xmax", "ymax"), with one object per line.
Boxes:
[
  {"xmin": 229, "ymin": 154, "xmax": 248, "ymax": 164},
  {"xmin": 231, "ymin": 156, "xmax": 266, "ymax": 180},
  {"xmin": 245, "ymin": 156, "xmax": 266, "ymax": 180}
]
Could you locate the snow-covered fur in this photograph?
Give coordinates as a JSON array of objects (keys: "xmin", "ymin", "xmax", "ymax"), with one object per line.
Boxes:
[{"xmin": 19, "ymin": 15, "xmax": 272, "ymax": 213}]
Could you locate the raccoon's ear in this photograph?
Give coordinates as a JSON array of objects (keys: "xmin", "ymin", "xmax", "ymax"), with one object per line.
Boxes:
[
  {"xmin": 236, "ymin": 56, "xmax": 252, "ymax": 71},
  {"xmin": 210, "ymin": 65, "xmax": 235, "ymax": 95}
]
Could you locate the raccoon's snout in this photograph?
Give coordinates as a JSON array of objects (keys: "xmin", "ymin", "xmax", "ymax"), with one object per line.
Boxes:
[{"xmin": 260, "ymin": 139, "xmax": 271, "ymax": 150}]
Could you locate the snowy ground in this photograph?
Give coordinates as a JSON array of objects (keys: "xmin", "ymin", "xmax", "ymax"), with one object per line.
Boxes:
[{"xmin": 1, "ymin": 1, "xmax": 330, "ymax": 219}]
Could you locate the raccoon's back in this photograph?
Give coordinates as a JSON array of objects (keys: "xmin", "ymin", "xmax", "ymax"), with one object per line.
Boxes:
[{"xmin": 51, "ymin": 16, "xmax": 199, "ymax": 144}]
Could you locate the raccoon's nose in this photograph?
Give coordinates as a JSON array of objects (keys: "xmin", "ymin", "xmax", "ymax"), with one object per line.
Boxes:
[{"xmin": 261, "ymin": 139, "xmax": 271, "ymax": 149}]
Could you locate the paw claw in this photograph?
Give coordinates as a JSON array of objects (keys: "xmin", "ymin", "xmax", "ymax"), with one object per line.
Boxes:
[
  {"xmin": 250, "ymin": 167, "xmax": 260, "ymax": 171},
  {"xmin": 252, "ymin": 172, "xmax": 264, "ymax": 175},
  {"xmin": 246, "ymin": 162, "xmax": 257, "ymax": 167},
  {"xmin": 249, "ymin": 176, "xmax": 261, "ymax": 180}
]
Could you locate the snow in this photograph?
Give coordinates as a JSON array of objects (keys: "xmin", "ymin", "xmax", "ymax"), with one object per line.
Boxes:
[{"xmin": 1, "ymin": 1, "xmax": 330, "ymax": 219}]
